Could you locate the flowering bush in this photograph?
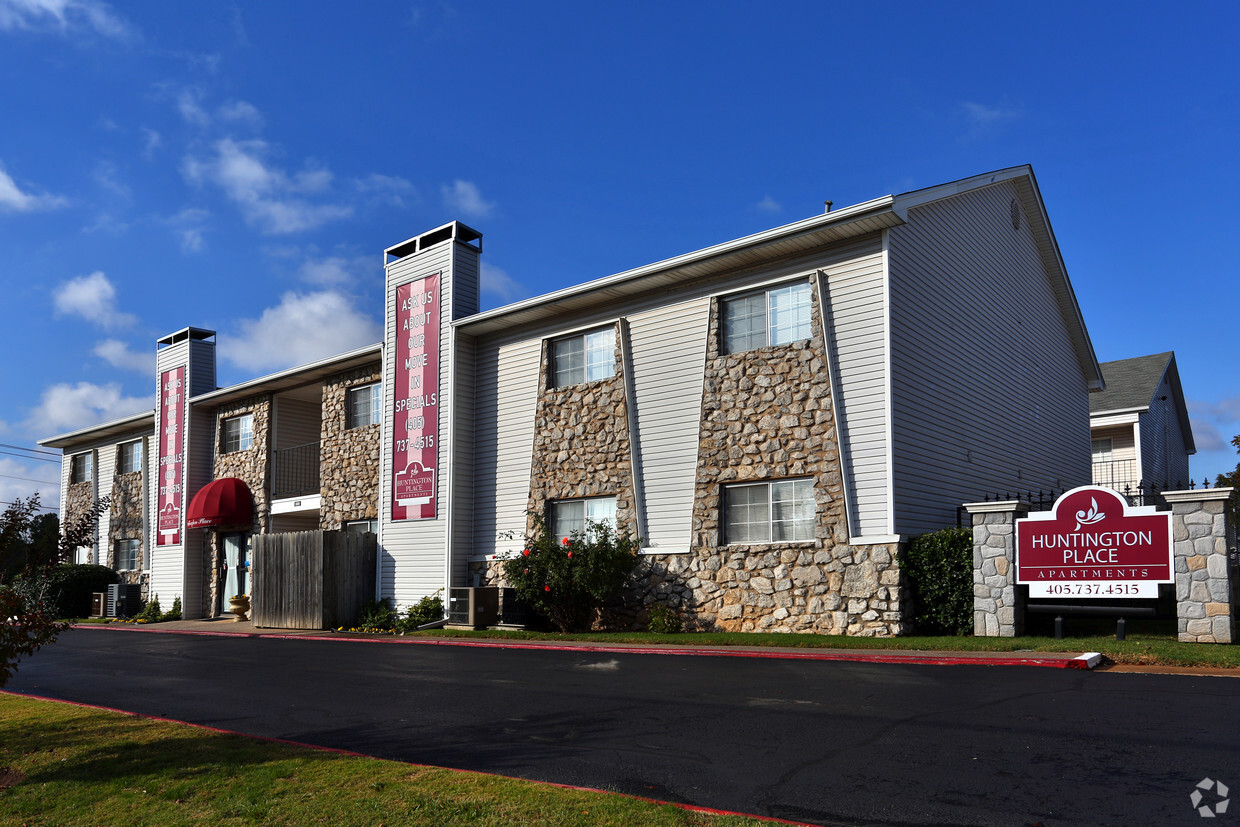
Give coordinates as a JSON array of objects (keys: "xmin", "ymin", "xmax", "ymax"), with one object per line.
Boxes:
[{"xmin": 502, "ymin": 515, "xmax": 640, "ymax": 633}]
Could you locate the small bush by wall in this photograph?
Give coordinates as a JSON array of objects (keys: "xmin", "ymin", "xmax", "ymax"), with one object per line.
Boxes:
[
  {"xmin": 14, "ymin": 564, "xmax": 119, "ymax": 619},
  {"xmin": 900, "ymin": 527, "xmax": 973, "ymax": 635}
]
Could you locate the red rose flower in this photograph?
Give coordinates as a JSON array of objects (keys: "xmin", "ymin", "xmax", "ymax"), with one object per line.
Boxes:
[
  {"xmin": 544, "ymin": 585, "xmax": 551, "ymax": 591},
  {"xmin": 561, "ymin": 537, "xmax": 571, "ymax": 546},
  {"xmin": 567, "ymin": 551, "xmax": 573, "ymax": 558},
  {"xmin": 522, "ymin": 549, "xmax": 530, "ymax": 556}
]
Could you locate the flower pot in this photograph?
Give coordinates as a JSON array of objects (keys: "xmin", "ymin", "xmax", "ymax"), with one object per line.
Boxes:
[{"xmin": 228, "ymin": 596, "xmax": 250, "ymax": 622}]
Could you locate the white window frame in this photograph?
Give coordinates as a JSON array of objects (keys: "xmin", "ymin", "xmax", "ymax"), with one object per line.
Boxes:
[
  {"xmin": 70, "ymin": 452, "xmax": 92, "ymax": 484},
  {"xmin": 345, "ymin": 519, "xmax": 378, "ymax": 534},
  {"xmin": 549, "ymin": 497, "xmax": 617, "ymax": 544},
  {"xmin": 222, "ymin": 413, "xmax": 254, "ymax": 454},
  {"xmin": 114, "ymin": 538, "xmax": 140, "ymax": 571},
  {"xmin": 722, "ymin": 281, "xmax": 813, "ymax": 354},
  {"xmin": 723, "ymin": 478, "xmax": 816, "ymax": 544},
  {"xmin": 346, "ymin": 382, "xmax": 382, "ymax": 429},
  {"xmin": 552, "ymin": 326, "xmax": 616, "ymax": 388},
  {"xmin": 118, "ymin": 440, "xmax": 143, "ymax": 474},
  {"xmin": 1091, "ymin": 438, "xmax": 1114, "ymax": 463}
]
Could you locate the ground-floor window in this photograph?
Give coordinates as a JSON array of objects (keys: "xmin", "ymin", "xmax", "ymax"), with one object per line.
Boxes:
[
  {"xmin": 549, "ymin": 497, "xmax": 616, "ymax": 544},
  {"xmin": 723, "ymin": 478, "xmax": 815, "ymax": 543},
  {"xmin": 345, "ymin": 519, "xmax": 378, "ymax": 534},
  {"xmin": 114, "ymin": 538, "xmax": 139, "ymax": 570}
]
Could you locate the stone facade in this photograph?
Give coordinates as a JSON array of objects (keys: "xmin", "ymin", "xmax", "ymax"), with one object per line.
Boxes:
[
  {"xmin": 1167, "ymin": 489, "xmax": 1237, "ymax": 644},
  {"xmin": 966, "ymin": 501, "xmax": 1027, "ymax": 637},
  {"xmin": 320, "ymin": 363, "xmax": 382, "ymax": 530},
  {"xmin": 108, "ymin": 466, "xmax": 147, "ymax": 593},
  {"xmin": 477, "ymin": 288, "xmax": 908, "ymax": 637},
  {"xmin": 525, "ymin": 329, "xmax": 637, "ymax": 532},
  {"xmin": 65, "ymin": 478, "xmax": 96, "ymax": 563}
]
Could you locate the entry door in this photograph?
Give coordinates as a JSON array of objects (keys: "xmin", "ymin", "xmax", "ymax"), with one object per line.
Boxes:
[{"xmin": 222, "ymin": 533, "xmax": 248, "ymax": 603}]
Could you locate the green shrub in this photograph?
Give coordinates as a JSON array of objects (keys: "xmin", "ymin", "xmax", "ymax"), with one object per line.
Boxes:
[
  {"xmin": 398, "ymin": 590, "xmax": 444, "ymax": 631},
  {"xmin": 900, "ymin": 527, "xmax": 973, "ymax": 635},
  {"xmin": 355, "ymin": 597, "xmax": 398, "ymax": 631},
  {"xmin": 646, "ymin": 603, "xmax": 682, "ymax": 634},
  {"xmin": 502, "ymin": 516, "xmax": 641, "ymax": 633},
  {"xmin": 13, "ymin": 564, "xmax": 119, "ymax": 619},
  {"xmin": 136, "ymin": 594, "xmax": 161, "ymax": 623},
  {"xmin": 161, "ymin": 596, "xmax": 182, "ymax": 622}
]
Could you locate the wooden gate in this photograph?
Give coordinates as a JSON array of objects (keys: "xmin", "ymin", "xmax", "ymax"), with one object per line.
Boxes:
[{"xmin": 251, "ymin": 530, "xmax": 376, "ymax": 630}]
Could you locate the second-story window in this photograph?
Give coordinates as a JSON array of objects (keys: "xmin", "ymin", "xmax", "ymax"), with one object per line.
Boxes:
[
  {"xmin": 552, "ymin": 326, "xmax": 615, "ymax": 387},
  {"xmin": 722, "ymin": 281, "xmax": 813, "ymax": 354},
  {"xmin": 222, "ymin": 413, "xmax": 254, "ymax": 453},
  {"xmin": 347, "ymin": 383, "xmax": 382, "ymax": 428},
  {"xmin": 118, "ymin": 440, "xmax": 143, "ymax": 474},
  {"xmin": 70, "ymin": 452, "xmax": 92, "ymax": 484}
]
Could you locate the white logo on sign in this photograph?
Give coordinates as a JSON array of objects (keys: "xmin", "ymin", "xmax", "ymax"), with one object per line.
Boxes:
[
  {"xmin": 1074, "ymin": 497, "xmax": 1105, "ymax": 530},
  {"xmin": 1191, "ymin": 778, "xmax": 1229, "ymax": 818}
]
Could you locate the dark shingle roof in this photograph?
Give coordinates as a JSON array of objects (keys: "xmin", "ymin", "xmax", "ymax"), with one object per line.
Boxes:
[{"xmin": 1090, "ymin": 353, "xmax": 1173, "ymax": 413}]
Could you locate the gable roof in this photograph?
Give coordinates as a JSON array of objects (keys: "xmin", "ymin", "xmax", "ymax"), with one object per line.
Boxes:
[
  {"xmin": 453, "ymin": 165, "xmax": 1103, "ymax": 391},
  {"xmin": 1091, "ymin": 352, "xmax": 1195, "ymax": 453}
]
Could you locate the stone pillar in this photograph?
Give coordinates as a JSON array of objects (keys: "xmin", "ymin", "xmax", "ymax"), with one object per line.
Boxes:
[
  {"xmin": 1164, "ymin": 488, "xmax": 1237, "ymax": 644},
  {"xmin": 964, "ymin": 500, "xmax": 1028, "ymax": 637}
]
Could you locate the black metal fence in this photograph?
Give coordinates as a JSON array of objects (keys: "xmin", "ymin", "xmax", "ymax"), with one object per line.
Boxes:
[
  {"xmin": 957, "ymin": 478, "xmax": 1222, "ymax": 527},
  {"xmin": 272, "ymin": 441, "xmax": 321, "ymax": 498}
]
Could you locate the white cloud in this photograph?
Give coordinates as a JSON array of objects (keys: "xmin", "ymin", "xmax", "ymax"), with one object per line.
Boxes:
[
  {"xmin": 53, "ymin": 271, "xmax": 136, "ymax": 329},
  {"xmin": 217, "ymin": 99, "xmax": 263, "ymax": 129},
  {"xmin": 298, "ymin": 254, "xmax": 371, "ymax": 287},
  {"xmin": 176, "ymin": 88, "xmax": 210, "ymax": 127},
  {"xmin": 755, "ymin": 195, "xmax": 781, "ymax": 214},
  {"xmin": 960, "ymin": 101, "xmax": 1023, "ymax": 128},
  {"xmin": 93, "ymin": 338, "xmax": 153, "ymax": 374},
  {"xmin": 25, "ymin": 381, "xmax": 151, "ymax": 434},
  {"xmin": 219, "ymin": 291, "xmax": 381, "ymax": 372},
  {"xmin": 183, "ymin": 138, "xmax": 352, "ymax": 234},
  {"xmin": 1193, "ymin": 419, "xmax": 1227, "ymax": 453},
  {"xmin": 0, "ymin": 457, "xmax": 61, "ymax": 513},
  {"xmin": 356, "ymin": 173, "xmax": 415, "ymax": 207},
  {"xmin": 480, "ymin": 262, "xmax": 527, "ymax": 303},
  {"xmin": 0, "ymin": 160, "xmax": 68, "ymax": 212},
  {"xmin": 93, "ymin": 160, "xmax": 129, "ymax": 199},
  {"xmin": 442, "ymin": 179, "xmax": 494, "ymax": 218},
  {"xmin": 141, "ymin": 126, "xmax": 162, "ymax": 157},
  {"xmin": 1190, "ymin": 393, "xmax": 1240, "ymax": 423},
  {"xmin": 161, "ymin": 207, "xmax": 209, "ymax": 254},
  {"xmin": 0, "ymin": 0, "xmax": 132, "ymax": 39}
]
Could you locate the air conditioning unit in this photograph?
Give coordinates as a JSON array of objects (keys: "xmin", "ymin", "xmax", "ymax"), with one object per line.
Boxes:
[
  {"xmin": 447, "ymin": 587, "xmax": 498, "ymax": 629},
  {"xmin": 496, "ymin": 588, "xmax": 530, "ymax": 629},
  {"xmin": 106, "ymin": 583, "xmax": 142, "ymax": 618}
]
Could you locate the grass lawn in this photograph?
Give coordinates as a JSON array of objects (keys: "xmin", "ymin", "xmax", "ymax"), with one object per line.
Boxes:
[
  {"xmin": 0, "ymin": 693, "xmax": 781, "ymax": 827},
  {"xmin": 395, "ymin": 625, "xmax": 1240, "ymax": 669}
]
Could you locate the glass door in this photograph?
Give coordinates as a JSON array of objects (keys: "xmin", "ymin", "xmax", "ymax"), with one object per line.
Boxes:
[{"xmin": 222, "ymin": 533, "xmax": 248, "ymax": 605}]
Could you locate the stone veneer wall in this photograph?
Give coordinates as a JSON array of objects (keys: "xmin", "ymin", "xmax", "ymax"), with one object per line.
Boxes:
[
  {"xmin": 967, "ymin": 501, "xmax": 1027, "ymax": 637},
  {"xmin": 319, "ymin": 363, "xmax": 382, "ymax": 530},
  {"xmin": 65, "ymin": 478, "xmax": 95, "ymax": 564},
  {"xmin": 1168, "ymin": 489, "xmax": 1237, "ymax": 643},
  {"xmin": 206, "ymin": 394, "xmax": 271, "ymax": 615},
  {"xmin": 524, "ymin": 328, "xmax": 637, "ymax": 532},
  {"xmin": 473, "ymin": 286, "xmax": 907, "ymax": 637},
  {"xmin": 108, "ymin": 467, "xmax": 148, "ymax": 593}
]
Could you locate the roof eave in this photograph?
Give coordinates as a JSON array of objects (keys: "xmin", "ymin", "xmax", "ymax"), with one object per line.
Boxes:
[{"xmin": 39, "ymin": 409, "xmax": 155, "ymax": 450}]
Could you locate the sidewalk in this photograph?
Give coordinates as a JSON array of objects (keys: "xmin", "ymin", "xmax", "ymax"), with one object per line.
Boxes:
[{"xmin": 71, "ymin": 619, "xmax": 1104, "ymax": 670}]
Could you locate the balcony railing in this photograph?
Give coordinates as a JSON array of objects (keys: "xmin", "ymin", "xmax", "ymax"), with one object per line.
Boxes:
[
  {"xmin": 1092, "ymin": 459, "xmax": 1138, "ymax": 491},
  {"xmin": 273, "ymin": 441, "xmax": 320, "ymax": 499}
]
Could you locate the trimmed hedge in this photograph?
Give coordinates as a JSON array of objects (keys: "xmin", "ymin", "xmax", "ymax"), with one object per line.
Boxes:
[
  {"xmin": 900, "ymin": 527, "xmax": 973, "ymax": 635},
  {"xmin": 44, "ymin": 564, "xmax": 120, "ymax": 619}
]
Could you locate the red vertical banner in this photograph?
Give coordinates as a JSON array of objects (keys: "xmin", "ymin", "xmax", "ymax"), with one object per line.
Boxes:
[
  {"xmin": 391, "ymin": 274, "xmax": 440, "ymax": 521},
  {"xmin": 157, "ymin": 366, "xmax": 185, "ymax": 546}
]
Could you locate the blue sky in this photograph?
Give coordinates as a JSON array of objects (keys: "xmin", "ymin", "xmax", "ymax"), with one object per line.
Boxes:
[{"xmin": 1, "ymin": 1, "xmax": 1237, "ymax": 511}]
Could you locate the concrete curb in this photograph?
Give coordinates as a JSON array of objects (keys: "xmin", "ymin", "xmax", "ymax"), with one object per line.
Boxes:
[{"xmin": 69, "ymin": 623, "xmax": 1100, "ymax": 669}]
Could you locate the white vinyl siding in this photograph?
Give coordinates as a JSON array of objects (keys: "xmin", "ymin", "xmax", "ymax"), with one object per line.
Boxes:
[
  {"xmin": 886, "ymin": 180, "xmax": 1090, "ymax": 535},
  {"xmin": 1140, "ymin": 374, "xmax": 1192, "ymax": 490},
  {"xmin": 817, "ymin": 236, "xmax": 889, "ymax": 538}
]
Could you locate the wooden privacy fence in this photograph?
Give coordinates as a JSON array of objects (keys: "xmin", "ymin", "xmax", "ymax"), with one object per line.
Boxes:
[{"xmin": 251, "ymin": 530, "xmax": 376, "ymax": 630}]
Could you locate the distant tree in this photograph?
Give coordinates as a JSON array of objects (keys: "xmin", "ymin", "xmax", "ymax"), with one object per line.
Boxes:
[
  {"xmin": 0, "ymin": 494, "xmax": 108, "ymax": 687},
  {"xmin": 1215, "ymin": 434, "xmax": 1240, "ymax": 528}
]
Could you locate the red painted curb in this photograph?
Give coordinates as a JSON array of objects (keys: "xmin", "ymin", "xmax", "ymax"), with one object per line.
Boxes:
[
  {"xmin": 1, "ymin": 689, "xmax": 814, "ymax": 827},
  {"xmin": 68, "ymin": 623, "xmax": 1093, "ymax": 668}
]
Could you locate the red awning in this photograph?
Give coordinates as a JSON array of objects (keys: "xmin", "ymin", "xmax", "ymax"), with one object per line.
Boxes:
[{"xmin": 187, "ymin": 478, "xmax": 254, "ymax": 529}]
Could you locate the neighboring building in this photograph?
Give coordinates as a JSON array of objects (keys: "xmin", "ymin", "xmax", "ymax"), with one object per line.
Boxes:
[
  {"xmin": 41, "ymin": 165, "xmax": 1103, "ymax": 635},
  {"xmin": 1090, "ymin": 352, "xmax": 1195, "ymax": 495}
]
